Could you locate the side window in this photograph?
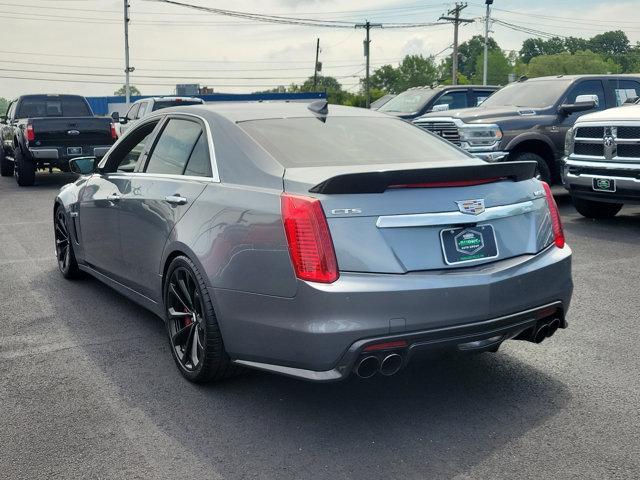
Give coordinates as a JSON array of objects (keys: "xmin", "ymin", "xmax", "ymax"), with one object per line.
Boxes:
[
  {"xmin": 474, "ymin": 90, "xmax": 494, "ymax": 106},
  {"xmin": 106, "ymin": 121, "xmax": 159, "ymax": 173},
  {"xmin": 565, "ymin": 80, "xmax": 605, "ymax": 110},
  {"xmin": 145, "ymin": 119, "xmax": 202, "ymax": 175},
  {"xmin": 433, "ymin": 91, "xmax": 468, "ymax": 110},
  {"xmin": 183, "ymin": 133, "xmax": 211, "ymax": 177},
  {"xmin": 611, "ymin": 80, "xmax": 640, "ymax": 106},
  {"xmin": 137, "ymin": 102, "xmax": 148, "ymax": 119},
  {"xmin": 126, "ymin": 103, "xmax": 140, "ymax": 120}
]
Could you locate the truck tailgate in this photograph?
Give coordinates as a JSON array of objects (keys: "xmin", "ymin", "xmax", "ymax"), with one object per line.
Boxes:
[{"xmin": 30, "ymin": 117, "xmax": 113, "ymax": 146}]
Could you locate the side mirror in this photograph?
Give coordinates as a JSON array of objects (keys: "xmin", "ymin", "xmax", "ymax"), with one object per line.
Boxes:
[
  {"xmin": 558, "ymin": 100, "xmax": 596, "ymax": 116},
  {"xmin": 575, "ymin": 94, "xmax": 599, "ymax": 107},
  {"xmin": 111, "ymin": 111, "xmax": 120, "ymax": 121},
  {"xmin": 69, "ymin": 157, "xmax": 97, "ymax": 175},
  {"xmin": 431, "ymin": 104, "xmax": 450, "ymax": 112}
]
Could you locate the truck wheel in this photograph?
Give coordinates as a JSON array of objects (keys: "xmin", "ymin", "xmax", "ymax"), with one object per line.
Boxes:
[
  {"xmin": 14, "ymin": 148, "xmax": 36, "ymax": 186},
  {"xmin": 511, "ymin": 152, "xmax": 551, "ymax": 184},
  {"xmin": 572, "ymin": 196, "xmax": 623, "ymax": 219},
  {"xmin": 0, "ymin": 147, "xmax": 13, "ymax": 177}
]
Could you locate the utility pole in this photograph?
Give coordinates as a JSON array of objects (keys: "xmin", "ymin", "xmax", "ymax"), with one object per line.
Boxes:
[
  {"xmin": 483, "ymin": 0, "xmax": 493, "ymax": 85},
  {"xmin": 313, "ymin": 38, "xmax": 320, "ymax": 90},
  {"xmin": 123, "ymin": 0, "xmax": 133, "ymax": 105},
  {"xmin": 439, "ymin": 3, "xmax": 473, "ymax": 85},
  {"xmin": 355, "ymin": 21, "xmax": 382, "ymax": 108}
]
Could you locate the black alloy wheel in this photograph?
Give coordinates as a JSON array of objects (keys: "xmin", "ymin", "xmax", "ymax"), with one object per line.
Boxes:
[
  {"xmin": 54, "ymin": 208, "xmax": 80, "ymax": 278},
  {"xmin": 164, "ymin": 256, "xmax": 241, "ymax": 383},
  {"xmin": 166, "ymin": 266, "xmax": 206, "ymax": 372}
]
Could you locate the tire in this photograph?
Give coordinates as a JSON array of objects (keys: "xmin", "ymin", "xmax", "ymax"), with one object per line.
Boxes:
[
  {"xmin": 0, "ymin": 147, "xmax": 13, "ymax": 177},
  {"xmin": 164, "ymin": 256, "xmax": 242, "ymax": 383},
  {"xmin": 572, "ymin": 196, "xmax": 623, "ymax": 219},
  {"xmin": 14, "ymin": 148, "xmax": 36, "ymax": 186},
  {"xmin": 511, "ymin": 151, "xmax": 552, "ymax": 184},
  {"xmin": 54, "ymin": 207, "xmax": 81, "ymax": 279}
]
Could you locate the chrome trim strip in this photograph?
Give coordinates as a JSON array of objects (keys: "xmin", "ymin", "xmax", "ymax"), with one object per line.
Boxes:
[
  {"xmin": 565, "ymin": 159, "xmax": 640, "ymax": 172},
  {"xmin": 376, "ymin": 198, "xmax": 544, "ymax": 228}
]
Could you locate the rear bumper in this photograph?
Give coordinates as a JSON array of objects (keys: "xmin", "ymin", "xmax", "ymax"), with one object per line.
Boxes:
[
  {"xmin": 28, "ymin": 145, "xmax": 112, "ymax": 163},
  {"xmin": 214, "ymin": 244, "xmax": 573, "ymax": 380},
  {"xmin": 562, "ymin": 158, "xmax": 640, "ymax": 204}
]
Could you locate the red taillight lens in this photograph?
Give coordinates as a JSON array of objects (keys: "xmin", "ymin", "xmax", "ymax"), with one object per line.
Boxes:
[
  {"xmin": 110, "ymin": 122, "xmax": 117, "ymax": 139},
  {"xmin": 281, "ymin": 193, "xmax": 339, "ymax": 283},
  {"xmin": 26, "ymin": 123, "xmax": 35, "ymax": 142},
  {"xmin": 363, "ymin": 340, "xmax": 408, "ymax": 352},
  {"xmin": 542, "ymin": 182, "xmax": 565, "ymax": 249}
]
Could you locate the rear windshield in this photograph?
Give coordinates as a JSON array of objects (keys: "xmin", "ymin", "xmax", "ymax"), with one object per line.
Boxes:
[
  {"xmin": 379, "ymin": 89, "xmax": 437, "ymax": 114},
  {"xmin": 239, "ymin": 116, "xmax": 467, "ymax": 168},
  {"xmin": 16, "ymin": 96, "xmax": 91, "ymax": 118},
  {"xmin": 481, "ymin": 80, "xmax": 572, "ymax": 108},
  {"xmin": 152, "ymin": 100, "xmax": 203, "ymax": 111}
]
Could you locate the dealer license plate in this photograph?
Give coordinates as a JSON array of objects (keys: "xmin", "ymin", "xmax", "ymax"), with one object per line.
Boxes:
[{"xmin": 440, "ymin": 225, "xmax": 499, "ymax": 265}]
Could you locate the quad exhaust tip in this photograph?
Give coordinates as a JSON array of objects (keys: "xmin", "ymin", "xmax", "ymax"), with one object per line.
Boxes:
[
  {"xmin": 356, "ymin": 356, "xmax": 380, "ymax": 378},
  {"xmin": 533, "ymin": 324, "xmax": 549, "ymax": 344},
  {"xmin": 379, "ymin": 353, "xmax": 403, "ymax": 376}
]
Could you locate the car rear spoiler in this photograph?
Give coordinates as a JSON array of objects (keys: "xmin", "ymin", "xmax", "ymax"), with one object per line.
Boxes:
[{"xmin": 308, "ymin": 161, "xmax": 537, "ymax": 194}]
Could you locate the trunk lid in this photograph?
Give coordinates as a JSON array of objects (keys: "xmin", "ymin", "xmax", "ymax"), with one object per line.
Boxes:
[
  {"xmin": 30, "ymin": 117, "xmax": 113, "ymax": 147},
  {"xmin": 283, "ymin": 162, "xmax": 553, "ymax": 273}
]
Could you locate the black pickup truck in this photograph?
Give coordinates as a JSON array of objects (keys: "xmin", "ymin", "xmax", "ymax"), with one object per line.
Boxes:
[
  {"xmin": 414, "ymin": 75, "xmax": 640, "ymax": 183},
  {"xmin": 0, "ymin": 94, "xmax": 117, "ymax": 186}
]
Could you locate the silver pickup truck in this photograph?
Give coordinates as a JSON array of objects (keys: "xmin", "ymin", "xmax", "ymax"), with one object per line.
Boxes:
[{"xmin": 563, "ymin": 99, "xmax": 640, "ymax": 218}]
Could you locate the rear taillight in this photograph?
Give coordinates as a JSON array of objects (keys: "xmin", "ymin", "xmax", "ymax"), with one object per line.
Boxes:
[
  {"xmin": 110, "ymin": 122, "xmax": 117, "ymax": 139},
  {"xmin": 281, "ymin": 193, "xmax": 339, "ymax": 283},
  {"xmin": 26, "ymin": 123, "xmax": 35, "ymax": 142},
  {"xmin": 542, "ymin": 182, "xmax": 565, "ymax": 249}
]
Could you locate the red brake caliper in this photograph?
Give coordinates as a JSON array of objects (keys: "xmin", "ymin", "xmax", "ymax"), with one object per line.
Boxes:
[{"xmin": 183, "ymin": 310, "xmax": 193, "ymax": 329}]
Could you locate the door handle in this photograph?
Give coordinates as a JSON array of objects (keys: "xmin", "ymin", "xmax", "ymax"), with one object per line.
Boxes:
[
  {"xmin": 107, "ymin": 193, "xmax": 121, "ymax": 203},
  {"xmin": 164, "ymin": 195, "xmax": 188, "ymax": 205}
]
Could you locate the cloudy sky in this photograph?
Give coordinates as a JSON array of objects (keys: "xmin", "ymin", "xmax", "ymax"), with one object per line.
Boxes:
[{"xmin": 1, "ymin": 0, "xmax": 639, "ymax": 99}]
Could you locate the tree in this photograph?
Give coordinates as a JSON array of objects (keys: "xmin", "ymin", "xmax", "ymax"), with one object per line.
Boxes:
[
  {"xmin": 439, "ymin": 35, "xmax": 501, "ymax": 80},
  {"xmin": 564, "ymin": 37, "xmax": 589, "ymax": 55},
  {"xmin": 472, "ymin": 50, "xmax": 512, "ymax": 85},
  {"xmin": 520, "ymin": 36, "xmax": 566, "ymax": 63},
  {"xmin": 0, "ymin": 97, "xmax": 8, "ymax": 116},
  {"xmin": 369, "ymin": 55, "xmax": 438, "ymax": 93},
  {"xmin": 526, "ymin": 50, "xmax": 619, "ymax": 77},
  {"xmin": 588, "ymin": 30, "xmax": 630, "ymax": 57},
  {"xmin": 114, "ymin": 85, "xmax": 141, "ymax": 96}
]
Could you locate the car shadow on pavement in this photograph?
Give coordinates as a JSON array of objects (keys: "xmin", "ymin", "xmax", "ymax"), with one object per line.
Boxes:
[{"xmin": 45, "ymin": 270, "xmax": 572, "ymax": 480}]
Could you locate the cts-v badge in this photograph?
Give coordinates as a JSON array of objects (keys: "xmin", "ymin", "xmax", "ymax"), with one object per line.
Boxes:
[
  {"xmin": 456, "ymin": 199, "xmax": 485, "ymax": 215},
  {"xmin": 331, "ymin": 208, "xmax": 362, "ymax": 215},
  {"xmin": 67, "ymin": 130, "xmax": 80, "ymax": 136}
]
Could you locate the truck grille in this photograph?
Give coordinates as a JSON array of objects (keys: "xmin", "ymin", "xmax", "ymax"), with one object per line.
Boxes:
[
  {"xmin": 575, "ymin": 126, "xmax": 604, "ymax": 138},
  {"xmin": 574, "ymin": 143, "xmax": 604, "ymax": 157},
  {"xmin": 414, "ymin": 121, "xmax": 460, "ymax": 145},
  {"xmin": 572, "ymin": 124, "xmax": 640, "ymax": 161}
]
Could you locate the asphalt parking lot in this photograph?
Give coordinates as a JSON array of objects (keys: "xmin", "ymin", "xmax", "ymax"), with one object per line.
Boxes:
[{"xmin": 0, "ymin": 173, "xmax": 639, "ymax": 480}]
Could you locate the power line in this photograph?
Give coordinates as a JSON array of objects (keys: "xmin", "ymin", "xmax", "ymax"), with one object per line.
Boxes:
[{"xmin": 439, "ymin": 3, "xmax": 475, "ymax": 85}]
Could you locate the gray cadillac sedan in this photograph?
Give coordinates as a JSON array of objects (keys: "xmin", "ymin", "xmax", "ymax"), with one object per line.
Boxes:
[{"xmin": 54, "ymin": 101, "xmax": 572, "ymax": 382}]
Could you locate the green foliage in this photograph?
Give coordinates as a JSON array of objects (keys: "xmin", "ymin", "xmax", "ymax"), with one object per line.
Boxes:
[
  {"xmin": 369, "ymin": 55, "xmax": 438, "ymax": 93},
  {"xmin": 0, "ymin": 97, "xmax": 8, "ymax": 116},
  {"xmin": 114, "ymin": 85, "xmax": 141, "ymax": 96},
  {"xmin": 440, "ymin": 35, "xmax": 501, "ymax": 80},
  {"xmin": 588, "ymin": 30, "xmax": 630, "ymax": 56},
  {"xmin": 526, "ymin": 50, "xmax": 619, "ymax": 77},
  {"xmin": 471, "ymin": 50, "xmax": 512, "ymax": 85}
]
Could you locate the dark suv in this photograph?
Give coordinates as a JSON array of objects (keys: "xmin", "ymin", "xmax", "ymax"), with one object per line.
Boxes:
[
  {"xmin": 414, "ymin": 75, "xmax": 640, "ymax": 183},
  {"xmin": 378, "ymin": 85, "xmax": 499, "ymax": 120}
]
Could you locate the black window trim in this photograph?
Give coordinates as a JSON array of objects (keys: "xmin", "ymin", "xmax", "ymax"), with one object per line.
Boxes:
[{"xmin": 142, "ymin": 114, "xmax": 214, "ymax": 179}]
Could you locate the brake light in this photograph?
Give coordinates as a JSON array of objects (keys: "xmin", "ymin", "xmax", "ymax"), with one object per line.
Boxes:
[
  {"xmin": 26, "ymin": 123, "xmax": 35, "ymax": 142},
  {"xmin": 110, "ymin": 122, "xmax": 117, "ymax": 139},
  {"xmin": 388, "ymin": 177, "xmax": 502, "ymax": 189},
  {"xmin": 542, "ymin": 182, "xmax": 565, "ymax": 249},
  {"xmin": 281, "ymin": 193, "xmax": 338, "ymax": 283}
]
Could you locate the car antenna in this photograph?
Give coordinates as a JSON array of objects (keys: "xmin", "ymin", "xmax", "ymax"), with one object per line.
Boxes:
[{"xmin": 307, "ymin": 99, "xmax": 329, "ymax": 122}]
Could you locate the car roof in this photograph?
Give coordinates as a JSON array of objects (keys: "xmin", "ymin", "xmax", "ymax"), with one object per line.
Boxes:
[
  {"xmin": 524, "ymin": 74, "xmax": 640, "ymax": 82},
  {"xmin": 164, "ymin": 101, "xmax": 390, "ymax": 123},
  {"xmin": 405, "ymin": 85, "xmax": 500, "ymax": 92}
]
